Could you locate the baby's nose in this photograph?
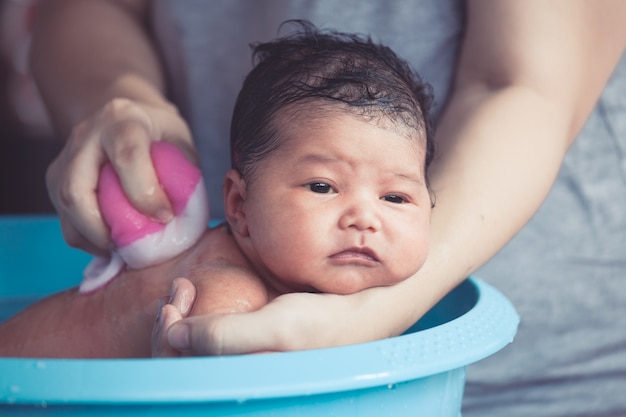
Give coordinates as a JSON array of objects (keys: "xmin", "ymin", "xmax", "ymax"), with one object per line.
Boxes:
[{"xmin": 338, "ymin": 199, "xmax": 382, "ymax": 232}]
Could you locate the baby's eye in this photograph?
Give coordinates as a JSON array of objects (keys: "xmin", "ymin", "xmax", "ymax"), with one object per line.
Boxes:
[
  {"xmin": 382, "ymin": 194, "xmax": 406, "ymax": 204},
  {"xmin": 306, "ymin": 182, "xmax": 335, "ymax": 194}
]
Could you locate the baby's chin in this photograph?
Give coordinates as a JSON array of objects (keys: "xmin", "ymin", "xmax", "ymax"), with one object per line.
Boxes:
[{"xmin": 302, "ymin": 269, "xmax": 411, "ymax": 295}]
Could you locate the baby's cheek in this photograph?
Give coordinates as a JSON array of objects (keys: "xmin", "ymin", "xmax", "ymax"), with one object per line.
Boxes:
[{"xmin": 393, "ymin": 237, "xmax": 429, "ymax": 282}]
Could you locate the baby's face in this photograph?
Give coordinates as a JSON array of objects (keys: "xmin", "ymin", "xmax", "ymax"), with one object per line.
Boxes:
[{"xmin": 241, "ymin": 113, "xmax": 431, "ymax": 295}]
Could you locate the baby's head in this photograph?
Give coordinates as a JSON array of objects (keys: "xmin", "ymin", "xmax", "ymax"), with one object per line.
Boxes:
[
  {"xmin": 225, "ymin": 21, "xmax": 435, "ymax": 295},
  {"xmin": 231, "ymin": 20, "xmax": 434, "ymax": 186}
]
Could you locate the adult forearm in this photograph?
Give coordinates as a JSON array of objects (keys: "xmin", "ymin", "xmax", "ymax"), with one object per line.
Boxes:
[
  {"xmin": 380, "ymin": 0, "xmax": 626, "ymax": 336},
  {"xmin": 428, "ymin": 85, "xmax": 570, "ymax": 276},
  {"xmin": 30, "ymin": 0, "xmax": 168, "ymax": 137}
]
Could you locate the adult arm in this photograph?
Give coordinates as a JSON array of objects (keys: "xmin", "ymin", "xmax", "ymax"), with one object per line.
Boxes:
[
  {"xmin": 158, "ymin": 0, "xmax": 626, "ymax": 355},
  {"xmin": 31, "ymin": 0, "xmax": 194, "ymax": 255}
]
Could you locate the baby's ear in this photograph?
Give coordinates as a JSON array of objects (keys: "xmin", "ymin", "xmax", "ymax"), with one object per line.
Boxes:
[{"xmin": 223, "ymin": 169, "xmax": 249, "ymax": 236}]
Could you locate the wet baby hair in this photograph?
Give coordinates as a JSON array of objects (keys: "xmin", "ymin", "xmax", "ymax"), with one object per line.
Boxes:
[{"xmin": 230, "ymin": 19, "xmax": 435, "ymax": 187}]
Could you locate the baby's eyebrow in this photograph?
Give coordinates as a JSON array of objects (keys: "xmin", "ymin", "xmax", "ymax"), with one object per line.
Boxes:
[
  {"xmin": 393, "ymin": 171, "xmax": 425, "ymax": 187},
  {"xmin": 297, "ymin": 153, "xmax": 425, "ymax": 186},
  {"xmin": 296, "ymin": 153, "xmax": 341, "ymax": 166}
]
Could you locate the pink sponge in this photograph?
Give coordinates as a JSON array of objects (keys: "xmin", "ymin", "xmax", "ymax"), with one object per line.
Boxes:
[{"xmin": 80, "ymin": 142, "xmax": 209, "ymax": 293}]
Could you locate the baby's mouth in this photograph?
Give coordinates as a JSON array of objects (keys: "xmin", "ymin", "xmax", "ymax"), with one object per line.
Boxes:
[{"xmin": 329, "ymin": 247, "xmax": 380, "ymax": 265}]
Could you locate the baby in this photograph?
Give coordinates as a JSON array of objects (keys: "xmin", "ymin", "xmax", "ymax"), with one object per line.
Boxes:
[{"xmin": 0, "ymin": 21, "xmax": 434, "ymax": 358}]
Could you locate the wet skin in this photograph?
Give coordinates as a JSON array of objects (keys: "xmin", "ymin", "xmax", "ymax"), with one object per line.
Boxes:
[{"xmin": 0, "ymin": 225, "xmax": 270, "ymax": 358}]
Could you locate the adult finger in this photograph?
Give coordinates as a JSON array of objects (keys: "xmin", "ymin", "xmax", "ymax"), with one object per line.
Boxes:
[
  {"xmin": 168, "ymin": 277, "xmax": 197, "ymax": 317},
  {"xmin": 152, "ymin": 301, "xmax": 183, "ymax": 358},
  {"xmin": 152, "ymin": 278, "xmax": 197, "ymax": 357},
  {"xmin": 57, "ymin": 212, "xmax": 109, "ymax": 256},
  {"xmin": 102, "ymin": 118, "xmax": 173, "ymax": 223},
  {"xmin": 47, "ymin": 146, "xmax": 111, "ymax": 254}
]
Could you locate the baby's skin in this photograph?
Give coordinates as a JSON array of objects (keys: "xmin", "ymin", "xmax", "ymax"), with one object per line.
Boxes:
[{"xmin": 0, "ymin": 225, "xmax": 273, "ymax": 358}]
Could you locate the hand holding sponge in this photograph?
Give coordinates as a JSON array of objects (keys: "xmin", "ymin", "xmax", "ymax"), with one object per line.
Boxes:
[{"xmin": 80, "ymin": 142, "xmax": 209, "ymax": 293}]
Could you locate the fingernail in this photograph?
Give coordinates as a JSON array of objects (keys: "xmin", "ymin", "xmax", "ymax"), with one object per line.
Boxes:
[
  {"xmin": 168, "ymin": 324, "xmax": 190, "ymax": 351},
  {"xmin": 169, "ymin": 279, "xmax": 192, "ymax": 315},
  {"xmin": 153, "ymin": 208, "xmax": 173, "ymax": 223}
]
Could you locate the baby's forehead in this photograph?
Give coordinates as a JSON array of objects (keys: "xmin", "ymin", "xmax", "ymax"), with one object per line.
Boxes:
[{"xmin": 273, "ymin": 102, "xmax": 426, "ymax": 146}]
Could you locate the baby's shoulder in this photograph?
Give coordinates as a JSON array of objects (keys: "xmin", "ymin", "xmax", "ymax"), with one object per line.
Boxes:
[
  {"xmin": 186, "ymin": 224, "xmax": 270, "ymax": 314},
  {"xmin": 195, "ymin": 223, "xmax": 246, "ymax": 263}
]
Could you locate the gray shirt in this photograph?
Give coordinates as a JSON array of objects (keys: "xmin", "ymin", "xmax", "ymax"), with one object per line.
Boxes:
[{"xmin": 151, "ymin": 1, "xmax": 626, "ymax": 415}]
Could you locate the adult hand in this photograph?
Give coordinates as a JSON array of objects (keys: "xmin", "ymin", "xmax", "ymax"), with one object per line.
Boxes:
[
  {"xmin": 152, "ymin": 278, "xmax": 197, "ymax": 358},
  {"xmin": 152, "ymin": 278, "xmax": 349, "ymax": 356},
  {"xmin": 47, "ymin": 98, "xmax": 197, "ymax": 255},
  {"xmin": 152, "ymin": 277, "xmax": 424, "ymax": 356}
]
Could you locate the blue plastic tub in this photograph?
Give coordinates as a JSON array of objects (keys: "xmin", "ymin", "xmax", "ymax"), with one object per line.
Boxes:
[{"xmin": 0, "ymin": 215, "xmax": 519, "ymax": 416}]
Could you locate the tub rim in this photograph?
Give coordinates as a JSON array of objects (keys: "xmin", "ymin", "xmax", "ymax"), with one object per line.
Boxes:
[{"xmin": 0, "ymin": 276, "xmax": 519, "ymax": 405}]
